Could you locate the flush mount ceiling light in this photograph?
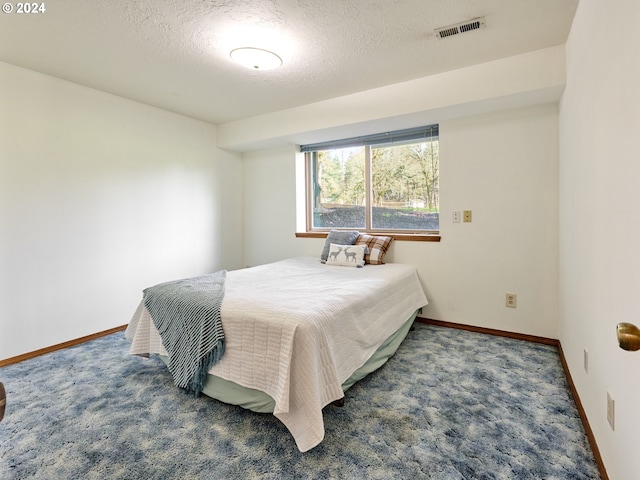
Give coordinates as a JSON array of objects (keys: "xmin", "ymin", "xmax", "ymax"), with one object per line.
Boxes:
[{"xmin": 230, "ymin": 47, "xmax": 282, "ymax": 70}]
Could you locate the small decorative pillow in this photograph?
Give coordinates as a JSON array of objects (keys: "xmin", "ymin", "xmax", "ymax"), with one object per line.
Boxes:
[
  {"xmin": 320, "ymin": 230, "xmax": 360, "ymax": 262},
  {"xmin": 325, "ymin": 243, "xmax": 367, "ymax": 268},
  {"xmin": 355, "ymin": 234, "xmax": 393, "ymax": 265}
]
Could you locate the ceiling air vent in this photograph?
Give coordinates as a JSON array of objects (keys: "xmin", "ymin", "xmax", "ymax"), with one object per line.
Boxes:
[{"xmin": 435, "ymin": 17, "xmax": 486, "ymax": 39}]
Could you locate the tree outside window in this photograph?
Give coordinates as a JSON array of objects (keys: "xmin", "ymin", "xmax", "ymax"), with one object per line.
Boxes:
[{"xmin": 305, "ymin": 126, "xmax": 439, "ymax": 233}]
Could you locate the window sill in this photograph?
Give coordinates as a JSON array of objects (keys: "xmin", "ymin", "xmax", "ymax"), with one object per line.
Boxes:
[{"xmin": 295, "ymin": 232, "xmax": 441, "ymax": 242}]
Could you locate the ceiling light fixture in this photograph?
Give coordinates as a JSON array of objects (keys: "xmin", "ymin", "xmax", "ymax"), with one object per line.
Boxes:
[{"xmin": 230, "ymin": 47, "xmax": 282, "ymax": 70}]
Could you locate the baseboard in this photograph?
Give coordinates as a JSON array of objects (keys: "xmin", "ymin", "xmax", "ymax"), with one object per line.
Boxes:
[
  {"xmin": 416, "ymin": 316, "xmax": 608, "ymax": 480},
  {"xmin": 557, "ymin": 342, "xmax": 609, "ymax": 480},
  {"xmin": 415, "ymin": 317, "xmax": 559, "ymax": 346},
  {"xmin": 0, "ymin": 324, "xmax": 128, "ymax": 368}
]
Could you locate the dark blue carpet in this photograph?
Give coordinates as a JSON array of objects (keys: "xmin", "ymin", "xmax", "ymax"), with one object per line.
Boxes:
[{"xmin": 0, "ymin": 323, "xmax": 600, "ymax": 479}]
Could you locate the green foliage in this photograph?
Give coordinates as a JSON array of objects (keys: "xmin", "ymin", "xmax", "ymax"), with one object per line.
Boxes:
[
  {"xmin": 314, "ymin": 141, "xmax": 439, "ymax": 211},
  {"xmin": 316, "ymin": 147, "xmax": 365, "ymax": 206},
  {"xmin": 372, "ymin": 142, "xmax": 439, "ymax": 210}
]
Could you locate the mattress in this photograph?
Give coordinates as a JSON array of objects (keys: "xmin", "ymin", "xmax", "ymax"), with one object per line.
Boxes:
[{"xmin": 126, "ymin": 256, "xmax": 427, "ymax": 451}]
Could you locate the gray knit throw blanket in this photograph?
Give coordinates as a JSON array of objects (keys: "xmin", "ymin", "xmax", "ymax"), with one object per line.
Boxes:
[{"xmin": 143, "ymin": 270, "xmax": 226, "ymax": 395}]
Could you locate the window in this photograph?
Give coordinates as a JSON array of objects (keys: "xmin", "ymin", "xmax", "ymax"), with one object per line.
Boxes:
[{"xmin": 301, "ymin": 125, "xmax": 439, "ymax": 235}]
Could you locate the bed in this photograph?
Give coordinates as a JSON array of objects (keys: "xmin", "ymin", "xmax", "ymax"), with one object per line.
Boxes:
[{"xmin": 126, "ymin": 255, "xmax": 427, "ymax": 452}]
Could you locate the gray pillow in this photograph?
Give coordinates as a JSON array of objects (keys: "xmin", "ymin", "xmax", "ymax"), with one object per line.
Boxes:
[{"xmin": 320, "ymin": 230, "xmax": 360, "ymax": 262}]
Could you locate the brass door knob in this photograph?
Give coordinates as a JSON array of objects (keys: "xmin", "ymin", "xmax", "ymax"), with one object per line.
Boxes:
[{"xmin": 617, "ymin": 323, "xmax": 640, "ymax": 351}]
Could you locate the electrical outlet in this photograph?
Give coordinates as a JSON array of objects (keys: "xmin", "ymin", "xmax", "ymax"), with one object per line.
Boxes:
[
  {"xmin": 607, "ymin": 392, "xmax": 615, "ymax": 431},
  {"xmin": 463, "ymin": 210, "xmax": 472, "ymax": 222},
  {"xmin": 505, "ymin": 293, "xmax": 517, "ymax": 308},
  {"xmin": 452, "ymin": 211, "xmax": 461, "ymax": 223},
  {"xmin": 583, "ymin": 349, "xmax": 589, "ymax": 374}
]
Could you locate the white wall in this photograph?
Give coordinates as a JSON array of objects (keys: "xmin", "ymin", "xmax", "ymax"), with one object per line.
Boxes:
[
  {"xmin": 559, "ymin": 1, "xmax": 640, "ymax": 478},
  {"xmin": 0, "ymin": 62, "xmax": 244, "ymax": 360},
  {"xmin": 433, "ymin": 105, "xmax": 559, "ymax": 337},
  {"xmin": 243, "ymin": 145, "xmax": 308, "ymax": 266},
  {"xmin": 219, "ymin": 46, "xmax": 566, "ymax": 152},
  {"xmin": 243, "ymin": 103, "xmax": 559, "ymax": 339}
]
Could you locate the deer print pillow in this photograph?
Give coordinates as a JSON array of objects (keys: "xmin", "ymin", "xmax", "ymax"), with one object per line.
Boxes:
[{"xmin": 326, "ymin": 243, "xmax": 367, "ymax": 268}]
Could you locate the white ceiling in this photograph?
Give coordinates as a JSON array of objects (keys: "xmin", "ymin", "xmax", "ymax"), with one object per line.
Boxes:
[{"xmin": 0, "ymin": 0, "xmax": 578, "ymax": 125}]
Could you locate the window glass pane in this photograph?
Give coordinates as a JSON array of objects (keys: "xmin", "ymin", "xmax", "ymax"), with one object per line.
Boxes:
[
  {"xmin": 311, "ymin": 147, "xmax": 366, "ymax": 229},
  {"xmin": 371, "ymin": 140, "xmax": 439, "ymax": 231}
]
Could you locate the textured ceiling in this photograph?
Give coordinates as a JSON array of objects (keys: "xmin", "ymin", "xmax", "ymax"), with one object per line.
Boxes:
[{"xmin": 0, "ymin": 0, "xmax": 578, "ymax": 125}]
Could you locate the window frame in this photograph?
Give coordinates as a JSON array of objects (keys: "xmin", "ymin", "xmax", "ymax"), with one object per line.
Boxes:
[{"xmin": 300, "ymin": 125, "xmax": 440, "ymax": 241}]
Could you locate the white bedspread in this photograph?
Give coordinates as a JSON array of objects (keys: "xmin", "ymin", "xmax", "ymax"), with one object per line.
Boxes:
[{"xmin": 126, "ymin": 256, "xmax": 427, "ymax": 452}]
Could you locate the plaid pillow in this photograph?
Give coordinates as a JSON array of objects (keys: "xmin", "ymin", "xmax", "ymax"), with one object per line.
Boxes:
[{"xmin": 355, "ymin": 234, "xmax": 393, "ymax": 265}]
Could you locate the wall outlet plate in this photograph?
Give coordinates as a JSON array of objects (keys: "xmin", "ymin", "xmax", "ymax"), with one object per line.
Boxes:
[
  {"xmin": 463, "ymin": 210, "xmax": 472, "ymax": 222},
  {"xmin": 583, "ymin": 349, "xmax": 589, "ymax": 374},
  {"xmin": 505, "ymin": 293, "xmax": 517, "ymax": 308},
  {"xmin": 607, "ymin": 392, "xmax": 615, "ymax": 431},
  {"xmin": 452, "ymin": 211, "xmax": 461, "ymax": 223}
]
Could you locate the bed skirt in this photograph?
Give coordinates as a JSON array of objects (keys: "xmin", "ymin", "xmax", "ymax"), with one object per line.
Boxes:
[{"xmin": 159, "ymin": 311, "xmax": 418, "ymax": 413}]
